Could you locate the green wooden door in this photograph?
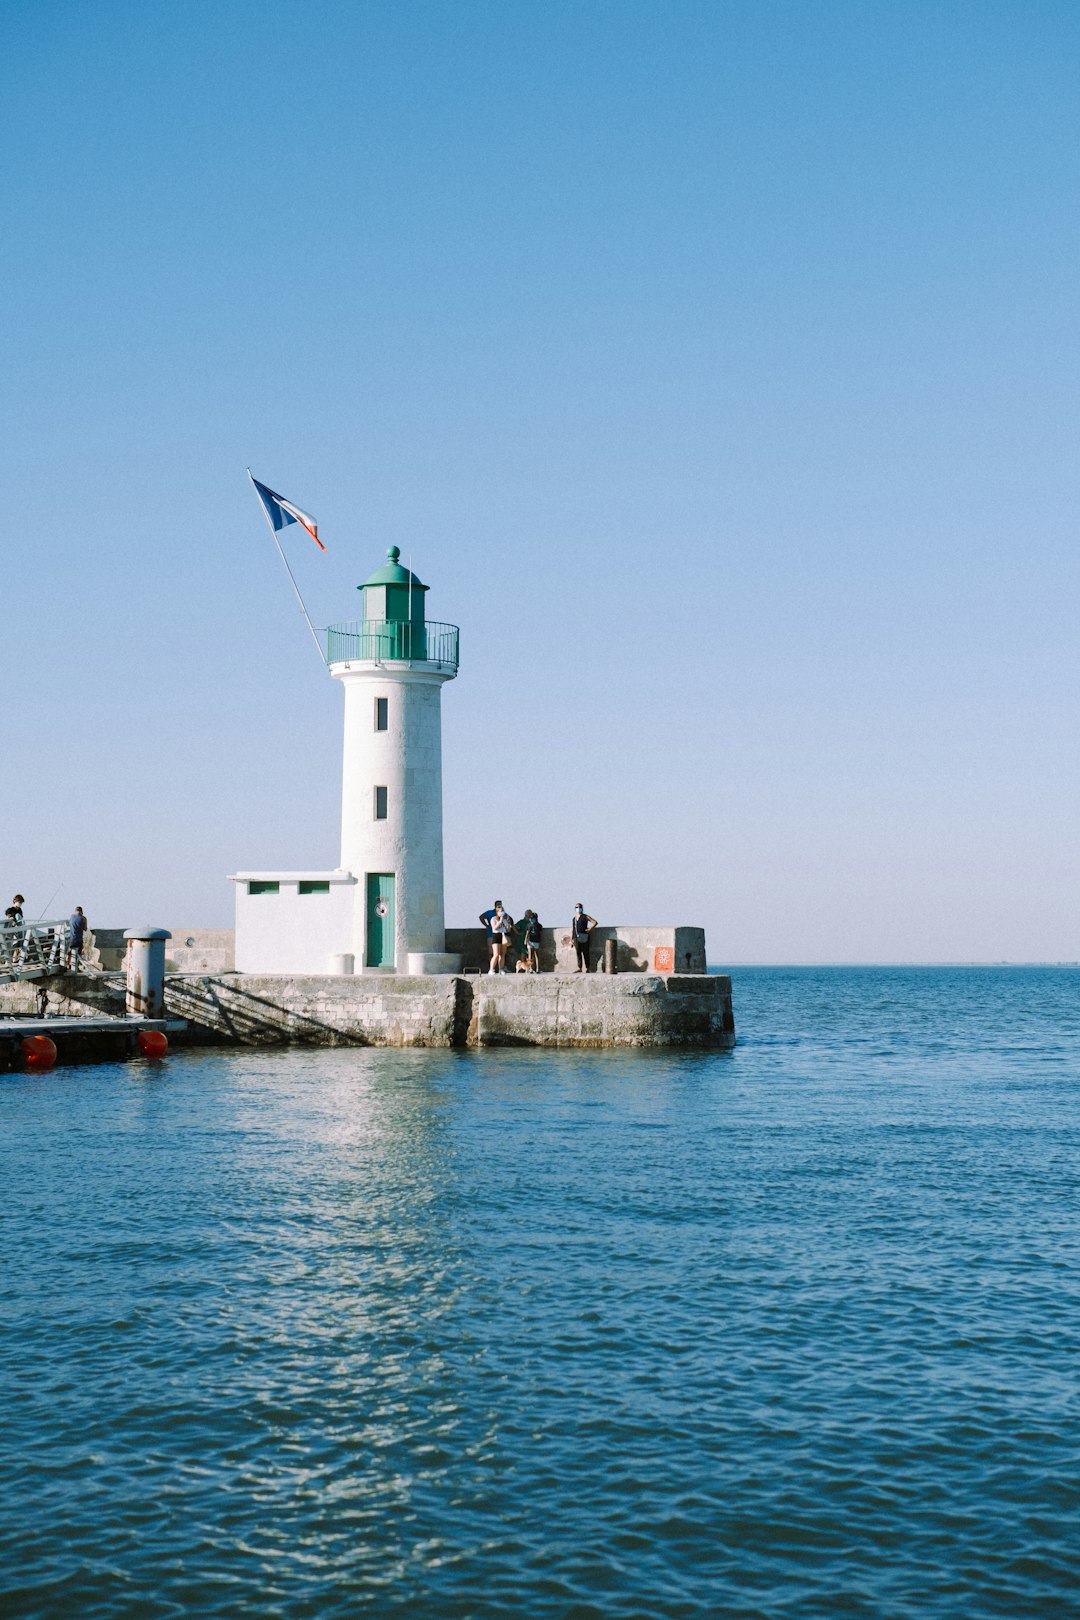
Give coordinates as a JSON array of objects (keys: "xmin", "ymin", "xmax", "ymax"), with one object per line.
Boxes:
[{"xmin": 365, "ymin": 873, "xmax": 396, "ymax": 968}]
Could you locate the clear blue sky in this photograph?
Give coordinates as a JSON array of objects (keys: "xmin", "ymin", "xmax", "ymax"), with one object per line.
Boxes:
[{"xmin": 2, "ymin": 0, "xmax": 1077, "ymax": 961}]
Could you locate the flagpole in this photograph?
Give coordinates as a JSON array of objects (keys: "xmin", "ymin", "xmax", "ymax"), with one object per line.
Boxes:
[{"xmin": 246, "ymin": 469, "xmax": 326, "ymax": 668}]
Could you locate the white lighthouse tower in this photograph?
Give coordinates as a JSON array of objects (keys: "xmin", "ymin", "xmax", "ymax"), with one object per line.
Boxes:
[
  {"xmin": 331, "ymin": 547, "xmax": 459, "ymax": 973},
  {"xmin": 231, "ymin": 546, "xmax": 460, "ymax": 975}
]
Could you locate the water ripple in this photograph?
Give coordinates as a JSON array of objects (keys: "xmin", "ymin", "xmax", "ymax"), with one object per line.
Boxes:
[{"xmin": 2, "ymin": 968, "xmax": 1079, "ymax": 1616}]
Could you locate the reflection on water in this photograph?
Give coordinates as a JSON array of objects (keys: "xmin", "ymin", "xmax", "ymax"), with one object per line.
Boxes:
[{"xmin": 2, "ymin": 971, "xmax": 1079, "ymax": 1618}]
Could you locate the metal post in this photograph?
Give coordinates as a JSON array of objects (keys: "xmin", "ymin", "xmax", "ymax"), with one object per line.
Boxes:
[
  {"xmin": 124, "ymin": 928, "xmax": 172, "ymax": 1019},
  {"xmin": 603, "ymin": 937, "xmax": 618, "ymax": 974}
]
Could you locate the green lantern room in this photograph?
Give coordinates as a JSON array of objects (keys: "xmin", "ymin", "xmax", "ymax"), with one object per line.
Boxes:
[{"xmin": 359, "ymin": 546, "xmax": 428, "ymax": 660}]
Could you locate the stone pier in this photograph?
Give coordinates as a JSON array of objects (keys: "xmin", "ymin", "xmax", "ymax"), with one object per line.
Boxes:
[{"xmin": 0, "ymin": 971, "xmax": 735, "ymax": 1050}]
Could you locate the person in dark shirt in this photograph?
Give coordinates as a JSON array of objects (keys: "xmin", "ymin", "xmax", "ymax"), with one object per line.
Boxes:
[
  {"xmin": 4, "ymin": 895, "xmax": 25, "ymax": 966},
  {"xmin": 520, "ymin": 911, "xmax": 543, "ymax": 974},
  {"xmin": 571, "ymin": 903, "xmax": 597, "ymax": 973},
  {"xmin": 67, "ymin": 906, "xmax": 88, "ymax": 971}
]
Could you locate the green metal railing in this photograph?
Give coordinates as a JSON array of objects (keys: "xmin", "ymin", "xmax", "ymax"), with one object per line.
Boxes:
[{"xmin": 325, "ymin": 619, "xmax": 459, "ymax": 672}]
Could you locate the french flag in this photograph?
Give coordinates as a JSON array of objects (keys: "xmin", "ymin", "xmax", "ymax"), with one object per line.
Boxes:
[{"xmin": 248, "ymin": 472, "xmax": 325, "ymax": 550}]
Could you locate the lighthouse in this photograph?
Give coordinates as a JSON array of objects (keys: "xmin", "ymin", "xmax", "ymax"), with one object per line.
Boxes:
[
  {"xmin": 330, "ymin": 547, "xmax": 459, "ymax": 972},
  {"xmin": 227, "ymin": 536, "xmax": 729, "ymax": 1039},
  {"xmin": 231, "ymin": 546, "xmax": 460, "ymax": 976}
]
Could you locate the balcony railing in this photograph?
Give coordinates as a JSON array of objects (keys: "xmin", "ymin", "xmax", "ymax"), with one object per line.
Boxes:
[{"xmin": 325, "ymin": 619, "xmax": 459, "ymax": 673}]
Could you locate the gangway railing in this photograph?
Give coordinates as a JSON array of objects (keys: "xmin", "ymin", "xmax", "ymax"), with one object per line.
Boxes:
[{"xmin": 0, "ymin": 919, "xmax": 77, "ymax": 983}]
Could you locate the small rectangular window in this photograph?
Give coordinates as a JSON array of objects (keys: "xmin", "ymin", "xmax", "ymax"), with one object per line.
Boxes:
[
  {"xmin": 374, "ymin": 785, "xmax": 388, "ymax": 820},
  {"xmin": 248, "ymin": 880, "xmax": 279, "ymax": 896},
  {"xmin": 298, "ymin": 881, "xmax": 330, "ymax": 895},
  {"xmin": 375, "ymin": 697, "xmax": 388, "ymax": 731}
]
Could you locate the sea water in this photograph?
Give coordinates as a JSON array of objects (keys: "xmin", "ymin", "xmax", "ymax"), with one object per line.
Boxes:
[{"xmin": 1, "ymin": 967, "xmax": 1078, "ymax": 1618}]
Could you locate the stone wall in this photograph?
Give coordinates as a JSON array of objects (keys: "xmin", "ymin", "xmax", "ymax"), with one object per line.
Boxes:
[
  {"xmin": 446, "ymin": 925, "xmax": 707, "ymax": 975},
  {"xmin": 0, "ymin": 975, "xmax": 125, "ymax": 1021},
  {"xmin": 0, "ymin": 971, "xmax": 734, "ymax": 1050},
  {"xmin": 465, "ymin": 973, "xmax": 734, "ymax": 1048},
  {"xmin": 163, "ymin": 973, "xmax": 462, "ymax": 1047},
  {"xmin": 85, "ymin": 925, "xmax": 706, "ymax": 978},
  {"xmin": 91, "ymin": 929, "xmax": 235, "ymax": 975}
]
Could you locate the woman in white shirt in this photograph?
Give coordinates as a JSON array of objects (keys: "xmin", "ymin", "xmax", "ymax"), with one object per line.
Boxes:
[{"xmin": 489, "ymin": 903, "xmax": 514, "ymax": 973}]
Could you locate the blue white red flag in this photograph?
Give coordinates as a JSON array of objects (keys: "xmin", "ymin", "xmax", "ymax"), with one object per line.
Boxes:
[{"xmin": 248, "ymin": 472, "xmax": 325, "ymax": 550}]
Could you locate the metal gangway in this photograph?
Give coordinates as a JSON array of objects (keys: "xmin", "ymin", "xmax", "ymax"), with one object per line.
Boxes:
[{"xmin": 0, "ymin": 919, "xmax": 76, "ymax": 984}]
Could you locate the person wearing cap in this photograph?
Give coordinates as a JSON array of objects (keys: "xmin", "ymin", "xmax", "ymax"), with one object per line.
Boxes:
[{"xmin": 570, "ymin": 903, "xmax": 597, "ymax": 972}]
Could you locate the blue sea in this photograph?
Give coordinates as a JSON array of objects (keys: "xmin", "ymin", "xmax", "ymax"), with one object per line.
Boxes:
[{"xmin": 2, "ymin": 967, "xmax": 1078, "ymax": 1619}]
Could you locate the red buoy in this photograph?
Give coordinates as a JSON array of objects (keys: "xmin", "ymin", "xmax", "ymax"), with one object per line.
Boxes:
[
  {"xmin": 138, "ymin": 1029, "xmax": 169, "ymax": 1058},
  {"xmin": 22, "ymin": 1034, "xmax": 57, "ymax": 1070}
]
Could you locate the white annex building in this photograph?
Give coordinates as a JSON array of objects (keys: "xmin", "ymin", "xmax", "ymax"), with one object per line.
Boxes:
[{"xmin": 231, "ymin": 547, "xmax": 462, "ymax": 976}]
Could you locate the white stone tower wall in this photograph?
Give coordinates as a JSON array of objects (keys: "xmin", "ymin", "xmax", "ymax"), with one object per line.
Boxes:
[{"xmin": 337, "ymin": 667, "xmax": 449, "ymax": 968}]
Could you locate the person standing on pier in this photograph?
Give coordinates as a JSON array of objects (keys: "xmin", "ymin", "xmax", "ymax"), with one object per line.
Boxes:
[
  {"xmin": 571, "ymin": 904, "xmax": 597, "ymax": 973},
  {"xmin": 521, "ymin": 911, "xmax": 543, "ymax": 973},
  {"xmin": 480, "ymin": 899, "xmax": 506, "ymax": 972},
  {"xmin": 488, "ymin": 903, "xmax": 514, "ymax": 974},
  {"xmin": 67, "ymin": 906, "xmax": 88, "ymax": 972},
  {"xmin": 5, "ymin": 895, "xmax": 25, "ymax": 966}
]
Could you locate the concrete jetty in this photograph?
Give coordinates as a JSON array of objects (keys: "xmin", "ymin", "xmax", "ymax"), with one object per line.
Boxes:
[
  {"xmin": 0, "ymin": 968, "xmax": 734, "ymax": 1051},
  {"xmin": 23, "ymin": 922, "xmax": 733, "ymax": 1050}
]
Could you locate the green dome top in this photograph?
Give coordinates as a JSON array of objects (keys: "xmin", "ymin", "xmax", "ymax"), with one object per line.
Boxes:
[{"xmin": 359, "ymin": 546, "xmax": 428, "ymax": 592}]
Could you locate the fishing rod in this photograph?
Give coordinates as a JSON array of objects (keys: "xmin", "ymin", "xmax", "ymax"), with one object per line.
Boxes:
[{"xmin": 35, "ymin": 887, "xmax": 64, "ymax": 926}]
